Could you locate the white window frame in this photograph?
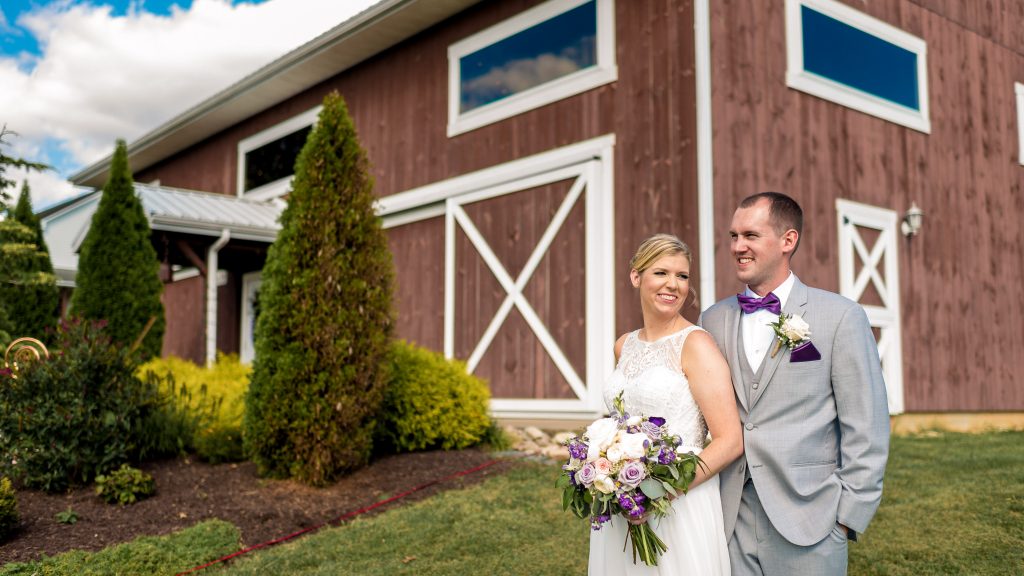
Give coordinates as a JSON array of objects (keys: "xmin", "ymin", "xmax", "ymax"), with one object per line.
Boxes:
[
  {"xmin": 1016, "ymin": 82, "xmax": 1024, "ymax": 166},
  {"xmin": 236, "ymin": 106, "xmax": 321, "ymax": 200},
  {"xmin": 785, "ymin": 0, "xmax": 930, "ymax": 134},
  {"xmin": 240, "ymin": 271, "xmax": 262, "ymax": 364},
  {"xmin": 447, "ymin": 0, "xmax": 616, "ymax": 137}
]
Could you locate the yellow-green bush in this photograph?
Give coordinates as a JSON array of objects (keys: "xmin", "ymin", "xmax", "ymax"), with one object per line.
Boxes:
[
  {"xmin": 138, "ymin": 354, "xmax": 249, "ymax": 463},
  {"xmin": 375, "ymin": 341, "xmax": 492, "ymax": 453},
  {"xmin": 0, "ymin": 477, "xmax": 17, "ymax": 541}
]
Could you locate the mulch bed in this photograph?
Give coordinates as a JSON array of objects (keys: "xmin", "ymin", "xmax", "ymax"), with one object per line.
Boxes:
[{"xmin": 1, "ymin": 449, "xmax": 517, "ymax": 565}]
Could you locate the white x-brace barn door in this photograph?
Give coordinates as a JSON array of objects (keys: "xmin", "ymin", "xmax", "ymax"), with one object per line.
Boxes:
[
  {"xmin": 378, "ymin": 135, "xmax": 616, "ymax": 421},
  {"xmin": 836, "ymin": 199, "xmax": 904, "ymax": 414}
]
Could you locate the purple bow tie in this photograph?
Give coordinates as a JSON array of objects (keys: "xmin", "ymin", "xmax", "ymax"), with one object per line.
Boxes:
[{"xmin": 737, "ymin": 292, "xmax": 781, "ymax": 314}]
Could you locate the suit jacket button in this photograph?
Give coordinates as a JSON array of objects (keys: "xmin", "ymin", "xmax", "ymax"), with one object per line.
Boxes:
[
  {"xmin": 745, "ymin": 423, "xmax": 754, "ymax": 431},
  {"xmin": 752, "ymin": 382, "xmax": 760, "ymax": 389}
]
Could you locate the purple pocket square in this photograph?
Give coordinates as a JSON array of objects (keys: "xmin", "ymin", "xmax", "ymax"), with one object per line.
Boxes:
[{"xmin": 790, "ymin": 341, "xmax": 821, "ymax": 362}]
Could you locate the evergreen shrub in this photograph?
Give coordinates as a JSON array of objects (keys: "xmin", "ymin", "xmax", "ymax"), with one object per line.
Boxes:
[
  {"xmin": 95, "ymin": 464, "xmax": 155, "ymax": 505},
  {"xmin": 0, "ymin": 217, "xmax": 57, "ymax": 343},
  {"xmin": 244, "ymin": 91, "xmax": 394, "ymax": 485},
  {"xmin": 72, "ymin": 139, "xmax": 165, "ymax": 359},
  {"xmin": 139, "ymin": 354, "xmax": 249, "ymax": 463},
  {"xmin": 0, "ymin": 318, "xmax": 161, "ymax": 492},
  {"xmin": 0, "ymin": 477, "xmax": 17, "ymax": 541},
  {"xmin": 375, "ymin": 341, "xmax": 492, "ymax": 453}
]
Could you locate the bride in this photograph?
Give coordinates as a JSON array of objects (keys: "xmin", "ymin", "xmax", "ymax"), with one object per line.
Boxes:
[{"xmin": 590, "ymin": 234, "xmax": 742, "ymax": 575}]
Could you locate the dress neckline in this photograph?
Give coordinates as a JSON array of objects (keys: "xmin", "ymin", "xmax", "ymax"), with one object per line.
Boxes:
[{"xmin": 634, "ymin": 325, "xmax": 698, "ymax": 344}]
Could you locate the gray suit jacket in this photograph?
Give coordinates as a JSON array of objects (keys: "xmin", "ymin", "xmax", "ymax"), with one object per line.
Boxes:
[{"xmin": 701, "ymin": 276, "xmax": 890, "ymax": 546}]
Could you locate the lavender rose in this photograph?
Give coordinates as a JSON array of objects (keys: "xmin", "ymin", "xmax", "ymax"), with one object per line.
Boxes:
[
  {"xmin": 576, "ymin": 463, "xmax": 598, "ymax": 486},
  {"xmin": 617, "ymin": 460, "xmax": 647, "ymax": 488},
  {"xmin": 640, "ymin": 421, "xmax": 664, "ymax": 440}
]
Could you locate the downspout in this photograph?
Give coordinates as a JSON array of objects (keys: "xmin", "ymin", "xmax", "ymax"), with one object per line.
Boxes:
[
  {"xmin": 206, "ymin": 229, "xmax": 230, "ymax": 366},
  {"xmin": 695, "ymin": 0, "xmax": 716, "ymax": 311}
]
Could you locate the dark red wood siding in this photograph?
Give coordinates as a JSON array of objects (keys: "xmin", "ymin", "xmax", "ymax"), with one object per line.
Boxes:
[{"xmin": 710, "ymin": 0, "xmax": 1024, "ymax": 411}]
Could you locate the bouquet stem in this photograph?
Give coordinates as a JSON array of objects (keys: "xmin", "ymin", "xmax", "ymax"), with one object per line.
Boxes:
[{"xmin": 628, "ymin": 523, "xmax": 668, "ymax": 566}]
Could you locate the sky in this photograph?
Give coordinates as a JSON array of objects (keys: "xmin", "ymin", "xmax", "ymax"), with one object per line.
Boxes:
[{"xmin": 0, "ymin": 0, "xmax": 380, "ymax": 210}]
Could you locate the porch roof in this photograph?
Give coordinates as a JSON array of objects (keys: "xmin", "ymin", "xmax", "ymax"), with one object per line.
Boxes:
[{"xmin": 135, "ymin": 184, "xmax": 282, "ymax": 242}]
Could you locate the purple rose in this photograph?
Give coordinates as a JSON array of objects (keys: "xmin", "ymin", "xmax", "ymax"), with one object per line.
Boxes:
[
  {"xmin": 648, "ymin": 416, "xmax": 666, "ymax": 427},
  {"xmin": 576, "ymin": 463, "xmax": 597, "ymax": 486},
  {"xmin": 617, "ymin": 461, "xmax": 647, "ymax": 488},
  {"xmin": 640, "ymin": 421, "xmax": 664, "ymax": 440},
  {"xmin": 658, "ymin": 448, "xmax": 677, "ymax": 465}
]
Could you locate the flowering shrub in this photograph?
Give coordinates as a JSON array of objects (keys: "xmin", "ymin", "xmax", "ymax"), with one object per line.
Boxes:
[
  {"xmin": 0, "ymin": 318, "xmax": 162, "ymax": 492},
  {"xmin": 374, "ymin": 341, "xmax": 492, "ymax": 454}
]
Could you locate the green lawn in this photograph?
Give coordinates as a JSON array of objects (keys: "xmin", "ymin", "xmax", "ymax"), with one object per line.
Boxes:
[{"xmin": 5, "ymin": 432, "xmax": 1022, "ymax": 575}]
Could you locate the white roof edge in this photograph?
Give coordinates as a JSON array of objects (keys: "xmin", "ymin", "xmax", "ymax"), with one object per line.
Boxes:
[{"xmin": 71, "ymin": 0, "xmax": 482, "ymax": 187}]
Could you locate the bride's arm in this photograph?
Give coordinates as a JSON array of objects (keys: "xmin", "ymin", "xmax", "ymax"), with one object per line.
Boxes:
[{"xmin": 681, "ymin": 330, "xmax": 743, "ymax": 490}]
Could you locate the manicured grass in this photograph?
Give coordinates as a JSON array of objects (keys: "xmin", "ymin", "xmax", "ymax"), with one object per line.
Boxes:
[
  {"xmin": 5, "ymin": 432, "xmax": 1021, "ymax": 575},
  {"xmin": 849, "ymin": 431, "xmax": 1024, "ymax": 575},
  {"xmin": 0, "ymin": 519, "xmax": 240, "ymax": 576},
  {"xmin": 218, "ymin": 463, "xmax": 589, "ymax": 575}
]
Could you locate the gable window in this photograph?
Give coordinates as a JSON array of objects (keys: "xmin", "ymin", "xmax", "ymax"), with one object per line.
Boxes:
[
  {"xmin": 237, "ymin": 106, "xmax": 320, "ymax": 200},
  {"xmin": 785, "ymin": 0, "xmax": 930, "ymax": 133},
  {"xmin": 447, "ymin": 0, "xmax": 616, "ymax": 137},
  {"xmin": 1017, "ymin": 82, "xmax": 1024, "ymax": 166}
]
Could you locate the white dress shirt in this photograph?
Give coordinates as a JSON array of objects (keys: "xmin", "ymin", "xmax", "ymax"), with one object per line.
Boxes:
[{"xmin": 741, "ymin": 272, "xmax": 795, "ymax": 372}]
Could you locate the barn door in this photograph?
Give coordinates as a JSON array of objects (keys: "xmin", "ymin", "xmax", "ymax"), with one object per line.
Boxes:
[
  {"xmin": 836, "ymin": 199, "xmax": 904, "ymax": 414},
  {"xmin": 443, "ymin": 159, "xmax": 613, "ymax": 418}
]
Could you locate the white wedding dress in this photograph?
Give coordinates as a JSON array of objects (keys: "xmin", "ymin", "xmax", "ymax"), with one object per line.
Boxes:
[{"xmin": 589, "ymin": 325, "xmax": 731, "ymax": 575}]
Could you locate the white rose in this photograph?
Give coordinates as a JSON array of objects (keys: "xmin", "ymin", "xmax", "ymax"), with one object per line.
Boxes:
[
  {"xmin": 626, "ymin": 415, "xmax": 642, "ymax": 427},
  {"xmin": 606, "ymin": 443, "xmax": 625, "ymax": 463},
  {"xmin": 782, "ymin": 314, "xmax": 811, "ymax": 341},
  {"xmin": 585, "ymin": 418, "xmax": 620, "ymax": 461},
  {"xmin": 618, "ymin": 432, "xmax": 650, "ymax": 460},
  {"xmin": 594, "ymin": 476, "xmax": 616, "ymax": 494}
]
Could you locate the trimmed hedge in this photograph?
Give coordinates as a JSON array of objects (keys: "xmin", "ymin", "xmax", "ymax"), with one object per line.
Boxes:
[
  {"xmin": 376, "ymin": 341, "xmax": 492, "ymax": 453},
  {"xmin": 0, "ymin": 477, "xmax": 17, "ymax": 542},
  {"xmin": 139, "ymin": 354, "xmax": 249, "ymax": 463}
]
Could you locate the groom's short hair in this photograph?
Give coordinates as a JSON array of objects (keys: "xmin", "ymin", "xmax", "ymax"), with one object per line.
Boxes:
[{"xmin": 739, "ymin": 191, "xmax": 803, "ymax": 255}]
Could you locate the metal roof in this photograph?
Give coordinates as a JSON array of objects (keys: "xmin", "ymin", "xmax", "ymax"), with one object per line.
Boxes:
[
  {"xmin": 71, "ymin": 0, "xmax": 482, "ymax": 188},
  {"xmin": 136, "ymin": 184, "xmax": 282, "ymax": 242}
]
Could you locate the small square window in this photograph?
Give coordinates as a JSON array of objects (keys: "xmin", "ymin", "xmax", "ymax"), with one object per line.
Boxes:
[
  {"xmin": 785, "ymin": 0, "xmax": 930, "ymax": 133},
  {"xmin": 236, "ymin": 106, "xmax": 320, "ymax": 200},
  {"xmin": 447, "ymin": 0, "xmax": 616, "ymax": 137}
]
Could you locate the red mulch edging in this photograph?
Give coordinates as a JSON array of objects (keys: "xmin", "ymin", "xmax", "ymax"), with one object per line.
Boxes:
[{"xmin": 1, "ymin": 449, "xmax": 515, "ymax": 565}]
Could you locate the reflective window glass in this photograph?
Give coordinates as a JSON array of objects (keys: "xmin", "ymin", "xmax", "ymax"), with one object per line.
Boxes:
[
  {"xmin": 459, "ymin": 1, "xmax": 596, "ymax": 113},
  {"xmin": 243, "ymin": 125, "xmax": 311, "ymax": 192}
]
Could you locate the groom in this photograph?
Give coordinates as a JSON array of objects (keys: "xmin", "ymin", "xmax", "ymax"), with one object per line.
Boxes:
[{"xmin": 701, "ymin": 192, "xmax": 890, "ymax": 575}]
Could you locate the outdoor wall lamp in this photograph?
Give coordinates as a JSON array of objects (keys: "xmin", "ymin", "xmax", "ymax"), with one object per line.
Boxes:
[{"xmin": 900, "ymin": 202, "xmax": 923, "ymax": 237}]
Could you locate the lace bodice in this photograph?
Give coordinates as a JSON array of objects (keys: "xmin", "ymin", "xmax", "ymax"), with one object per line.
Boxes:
[{"xmin": 604, "ymin": 326, "xmax": 709, "ymax": 450}]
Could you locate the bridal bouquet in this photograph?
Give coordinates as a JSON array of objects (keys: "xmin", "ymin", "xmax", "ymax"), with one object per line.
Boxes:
[{"xmin": 557, "ymin": 393, "xmax": 703, "ymax": 566}]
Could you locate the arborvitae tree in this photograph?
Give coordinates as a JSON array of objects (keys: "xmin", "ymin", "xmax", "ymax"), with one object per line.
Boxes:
[
  {"xmin": 13, "ymin": 182, "xmax": 51, "ymax": 258},
  {"xmin": 244, "ymin": 91, "xmax": 394, "ymax": 486},
  {"xmin": 71, "ymin": 140, "xmax": 165, "ymax": 359},
  {"xmin": 0, "ymin": 218, "xmax": 57, "ymax": 342}
]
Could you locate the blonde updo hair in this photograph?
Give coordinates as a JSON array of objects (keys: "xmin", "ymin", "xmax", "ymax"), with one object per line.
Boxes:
[
  {"xmin": 630, "ymin": 234, "xmax": 697, "ymax": 308},
  {"xmin": 630, "ymin": 233, "xmax": 692, "ymax": 273}
]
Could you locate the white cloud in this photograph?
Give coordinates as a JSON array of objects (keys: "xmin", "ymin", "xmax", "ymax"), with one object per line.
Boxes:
[{"xmin": 1, "ymin": 0, "xmax": 380, "ymax": 208}]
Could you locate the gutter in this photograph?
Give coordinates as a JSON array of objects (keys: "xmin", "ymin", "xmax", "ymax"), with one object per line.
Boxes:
[{"xmin": 206, "ymin": 229, "xmax": 231, "ymax": 366}]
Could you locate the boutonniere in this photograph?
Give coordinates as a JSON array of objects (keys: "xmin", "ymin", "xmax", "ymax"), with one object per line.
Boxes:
[{"xmin": 768, "ymin": 313, "xmax": 811, "ymax": 358}]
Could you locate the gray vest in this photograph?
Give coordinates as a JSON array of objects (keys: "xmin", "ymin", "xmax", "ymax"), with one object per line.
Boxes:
[{"xmin": 737, "ymin": 320, "xmax": 771, "ymax": 481}]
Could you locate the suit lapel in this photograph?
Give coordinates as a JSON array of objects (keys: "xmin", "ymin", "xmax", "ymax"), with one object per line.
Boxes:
[
  {"xmin": 724, "ymin": 300, "xmax": 748, "ymax": 413},
  {"xmin": 750, "ymin": 278, "xmax": 809, "ymax": 408}
]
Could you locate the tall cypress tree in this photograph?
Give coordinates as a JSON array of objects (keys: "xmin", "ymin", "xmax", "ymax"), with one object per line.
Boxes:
[
  {"xmin": 0, "ymin": 217, "xmax": 57, "ymax": 342},
  {"xmin": 13, "ymin": 182, "xmax": 52, "ymax": 260},
  {"xmin": 244, "ymin": 91, "xmax": 394, "ymax": 485},
  {"xmin": 71, "ymin": 140, "xmax": 165, "ymax": 359}
]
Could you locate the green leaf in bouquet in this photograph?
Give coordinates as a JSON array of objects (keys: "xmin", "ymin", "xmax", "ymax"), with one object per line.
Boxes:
[
  {"xmin": 661, "ymin": 481, "xmax": 678, "ymax": 497},
  {"xmin": 556, "ymin": 474, "xmax": 571, "ymax": 489},
  {"xmin": 639, "ymin": 478, "xmax": 666, "ymax": 499},
  {"xmin": 669, "ymin": 465, "xmax": 680, "ymax": 480},
  {"xmin": 562, "ymin": 487, "xmax": 572, "ymax": 511}
]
